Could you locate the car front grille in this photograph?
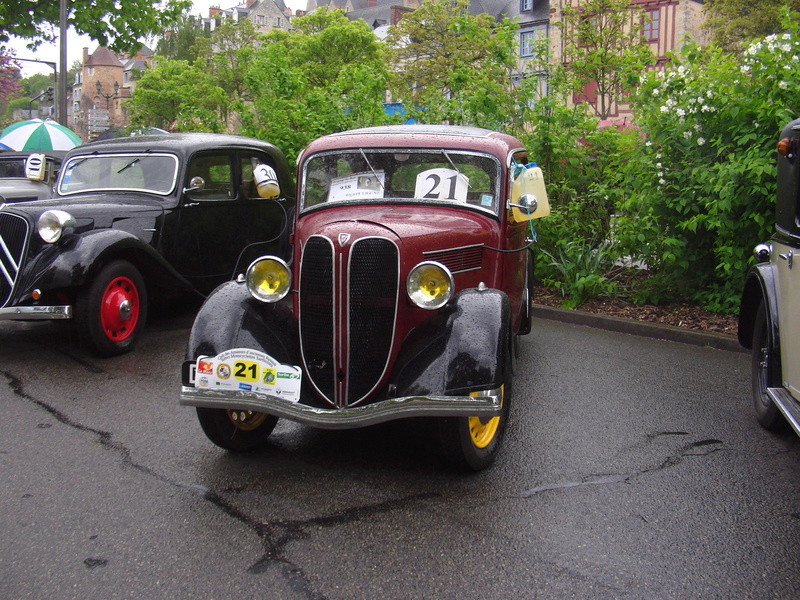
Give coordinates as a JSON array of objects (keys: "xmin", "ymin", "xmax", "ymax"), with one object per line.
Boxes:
[
  {"xmin": 424, "ymin": 244, "xmax": 484, "ymax": 273},
  {"xmin": 299, "ymin": 235, "xmax": 399, "ymax": 407},
  {"xmin": 0, "ymin": 212, "xmax": 28, "ymax": 307}
]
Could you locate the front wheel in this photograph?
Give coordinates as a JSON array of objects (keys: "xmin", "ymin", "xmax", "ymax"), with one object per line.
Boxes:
[
  {"xmin": 751, "ymin": 303, "xmax": 784, "ymax": 430},
  {"xmin": 196, "ymin": 407, "xmax": 278, "ymax": 451},
  {"xmin": 437, "ymin": 383, "xmax": 511, "ymax": 471},
  {"xmin": 76, "ymin": 259, "xmax": 147, "ymax": 357}
]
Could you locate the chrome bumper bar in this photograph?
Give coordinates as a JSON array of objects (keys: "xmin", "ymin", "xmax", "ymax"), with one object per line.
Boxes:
[
  {"xmin": 0, "ymin": 305, "xmax": 72, "ymax": 320},
  {"xmin": 180, "ymin": 385, "xmax": 502, "ymax": 430},
  {"xmin": 768, "ymin": 387, "xmax": 800, "ymax": 437}
]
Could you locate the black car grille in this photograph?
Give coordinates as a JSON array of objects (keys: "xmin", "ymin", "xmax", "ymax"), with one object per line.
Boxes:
[
  {"xmin": 0, "ymin": 213, "xmax": 28, "ymax": 307},
  {"xmin": 299, "ymin": 235, "xmax": 399, "ymax": 407}
]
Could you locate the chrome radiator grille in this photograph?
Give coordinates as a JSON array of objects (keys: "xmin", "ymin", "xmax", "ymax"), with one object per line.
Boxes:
[
  {"xmin": 299, "ymin": 235, "xmax": 399, "ymax": 407},
  {"xmin": 0, "ymin": 213, "xmax": 28, "ymax": 307}
]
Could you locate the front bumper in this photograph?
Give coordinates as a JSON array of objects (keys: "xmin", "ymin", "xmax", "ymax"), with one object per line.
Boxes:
[
  {"xmin": 180, "ymin": 385, "xmax": 502, "ymax": 430},
  {"xmin": 0, "ymin": 305, "xmax": 72, "ymax": 320}
]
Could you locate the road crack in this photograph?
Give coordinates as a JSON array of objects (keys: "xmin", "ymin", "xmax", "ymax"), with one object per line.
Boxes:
[{"xmin": 3, "ymin": 370, "xmax": 438, "ymax": 599}]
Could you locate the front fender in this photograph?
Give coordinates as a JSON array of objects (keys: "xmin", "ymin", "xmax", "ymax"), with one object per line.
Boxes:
[
  {"xmin": 186, "ymin": 280, "xmax": 300, "ymax": 367},
  {"xmin": 738, "ymin": 262, "xmax": 779, "ymax": 349},
  {"xmin": 16, "ymin": 229, "xmax": 190, "ymax": 300},
  {"xmin": 390, "ymin": 287, "xmax": 512, "ymax": 397}
]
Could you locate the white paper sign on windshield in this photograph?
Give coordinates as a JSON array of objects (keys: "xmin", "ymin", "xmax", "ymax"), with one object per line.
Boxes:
[
  {"xmin": 327, "ymin": 171, "xmax": 385, "ymax": 202},
  {"xmin": 414, "ymin": 168, "xmax": 469, "ymax": 202}
]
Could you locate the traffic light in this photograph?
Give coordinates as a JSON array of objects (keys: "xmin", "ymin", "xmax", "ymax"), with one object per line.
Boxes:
[{"xmin": 45, "ymin": 87, "xmax": 54, "ymax": 102}]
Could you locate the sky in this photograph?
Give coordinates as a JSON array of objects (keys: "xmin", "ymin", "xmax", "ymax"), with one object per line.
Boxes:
[{"xmin": 7, "ymin": 0, "xmax": 307, "ymax": 77}]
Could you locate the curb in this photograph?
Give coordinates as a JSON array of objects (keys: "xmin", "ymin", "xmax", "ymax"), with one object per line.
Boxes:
[{"xmin": 532, "ymin": 304, "xmax": 745, "ymax": 353}]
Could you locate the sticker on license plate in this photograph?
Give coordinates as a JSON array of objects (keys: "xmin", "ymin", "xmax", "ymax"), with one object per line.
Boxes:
[{"xmin": 194, "ymin": 348, "xmax": 302, "ymax": 403}]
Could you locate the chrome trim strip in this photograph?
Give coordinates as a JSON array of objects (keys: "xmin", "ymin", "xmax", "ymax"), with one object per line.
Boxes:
[
  {"xmin": 767, "ymin": 387, "xmax": 800, "ymax": 436},
  {"xmin": 422, "ymin": 242, "xmax": 484, "ymax": 255},
  {"xmin": 0, "ymin": 256, "xmax": 13, "ymax": 287},
  {"xmin": 0, "ymin": 305, "xmax": 73, "ymax": 320},
  {"xmin": 180, "ymin": 385, "xmax": 502, "ymax": 430},
  {"xmin": 0, "ymin": 234, "xmax": 19, "ymax": 272}
]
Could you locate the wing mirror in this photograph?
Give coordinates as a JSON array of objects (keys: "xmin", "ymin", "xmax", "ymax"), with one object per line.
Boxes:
[{"xmin": 183, "ymin": 176, "xmax": 205, "ymax": 194}]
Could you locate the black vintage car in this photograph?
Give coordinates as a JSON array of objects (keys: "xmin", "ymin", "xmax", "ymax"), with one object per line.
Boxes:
[
  {"xmin": 0, "ymin": 133, "xmax": 293, "ymax": 356},
  {"xmin": 739, "ymin": 117, "xmax": 800, "ymax": 436}
]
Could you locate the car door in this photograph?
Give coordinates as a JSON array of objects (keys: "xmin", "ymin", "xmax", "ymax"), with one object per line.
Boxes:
[
  {"xmin": 168, "ymin": 149, "xmax": 290, "ymax": 293},
  {"xmin": 774, "ymin": 233, "xmax": 800, "ymax": 400}
]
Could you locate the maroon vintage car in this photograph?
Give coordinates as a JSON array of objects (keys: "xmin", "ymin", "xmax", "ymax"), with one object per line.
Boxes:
[{"xmin": 180, "ymin": 125, "xmax": 549, "ymax": 470}]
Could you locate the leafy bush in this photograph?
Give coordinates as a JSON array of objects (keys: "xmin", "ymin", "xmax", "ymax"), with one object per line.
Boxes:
[{"xmin": 616, "ymin": 18, "xmax": 800, "ymax": 312}]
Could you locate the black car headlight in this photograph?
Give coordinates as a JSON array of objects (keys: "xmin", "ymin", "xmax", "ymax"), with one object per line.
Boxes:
[
  {"xmin": 37, "ymin": 210, "xmax": 76, "ymax": 243},
  {"xmin": 407, "ymin": 261, "xmax": 454, "ymax": 310},
  {"xmin": 246, "ymin": 256, "xmax": 291, "ymax": 303}
]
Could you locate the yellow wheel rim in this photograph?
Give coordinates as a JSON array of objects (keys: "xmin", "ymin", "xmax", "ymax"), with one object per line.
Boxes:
[
  {"xmin": 226, "ymin": 410, "xmax": 268, "ymax": 431},
  {"xmin": 467, "ymin": 386, "xmax": 504, "ymax": 449}
]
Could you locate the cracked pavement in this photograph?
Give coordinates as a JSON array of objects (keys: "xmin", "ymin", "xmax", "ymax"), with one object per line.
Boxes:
[{"xmin": 1, "ymin": 313, "xmax": 799, "ymax": 599}]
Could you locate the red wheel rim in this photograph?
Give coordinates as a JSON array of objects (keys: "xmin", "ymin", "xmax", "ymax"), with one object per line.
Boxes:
[{"xmin": 99, "ymin": 276, "xmax": 140, "ymax": 342}]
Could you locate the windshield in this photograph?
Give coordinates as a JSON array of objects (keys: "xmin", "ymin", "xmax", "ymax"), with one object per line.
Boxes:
[
  {"xmin": 301, "ymin": 149, "xmax": 501, "ymax": 214},
  {"xmin": 58, "ymin": 152, "xmax": 179, "ymax": 196}
]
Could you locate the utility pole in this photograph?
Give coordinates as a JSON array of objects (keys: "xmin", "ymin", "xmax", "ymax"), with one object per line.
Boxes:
[{"xmin": 58, "ymin": 0, "xmax": 68, "ymax": 125}]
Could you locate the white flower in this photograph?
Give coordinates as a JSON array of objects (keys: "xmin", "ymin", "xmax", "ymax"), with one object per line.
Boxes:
[
  {"xmin": 658, "ymin": 171, "xmax": 664, "ymax": 177},
  {"xmin": 780, "ymin": 81, "xmax": 789, "ymax": 89},
  {"xmin": 676, "ymin": 108, "xmax": 686, "ymax": 117},
  {"xmin": 701, "ymin": 104, "xmax": 712, "ymax": 112},
  {"xmin": 656, "ymin": 162, "xmax": 662, "ymax": 168},
  {"xmin": 683, "ymin": 131, "xmax": 692, "ymax": 139},
  {"xmin": 660, "ymin": 105, "xmax": 670, "ymax": 114},
  {"xmin": 645, "ymin": 140, "xmax": 653, "ymax": 147},
  {"xmin": 741, "ymin": 65, "xmax": 751, "ymax": 74},
  {"xmin": 697, "ymin": 137, "xmax": 706, "ymax": 146},
  {"xmin": 659, "ymin": 178, "xmax": 666, "ymax": 185}
]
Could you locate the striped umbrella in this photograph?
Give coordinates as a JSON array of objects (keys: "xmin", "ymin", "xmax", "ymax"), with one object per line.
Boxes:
[{"xmin": 0, "ymin": 119, "xmax": 82, "ymax": 151}]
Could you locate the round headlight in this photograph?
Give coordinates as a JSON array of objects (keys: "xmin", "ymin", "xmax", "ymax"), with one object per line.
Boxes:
[
  {"xmin": 246, "ymin": 257, "xmax": 291, "ymax": 303},
  {"xmin": 37, "ymin": 210, "xmax": 76, "ymax": 243},
  {"xmin": 407, "ymin": 261, "xmax": 454, "ymax": 310}
]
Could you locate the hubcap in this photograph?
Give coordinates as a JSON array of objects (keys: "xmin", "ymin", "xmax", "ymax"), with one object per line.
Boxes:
[
  {"xmin": 467, "ymin": 385, "xmax": 504, "ymax": 449},
  {"xmin": 99, "ymin": 276, "xmax": 140, "ymax": 342},
  {"xmin": 227, "ymin": 410, "xmax": 269, "ymax": 431}
]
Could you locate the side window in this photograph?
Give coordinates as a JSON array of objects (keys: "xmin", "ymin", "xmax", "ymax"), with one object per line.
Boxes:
[{"xmin": 186, "ymin": 153, "xmax": 234, "ymax": 200}]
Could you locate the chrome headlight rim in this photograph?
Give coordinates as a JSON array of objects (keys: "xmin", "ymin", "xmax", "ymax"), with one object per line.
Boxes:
[
  {"xmin": 245, "ymin": 256, "xmax": 292, "ymax": 303},
  {"xmin": 406, "ymin": 260, "xmax": 454, "ymax": 310},
  {"xmin": 37, "ymin": 209, "xmax": 76, "ymax": 244}
]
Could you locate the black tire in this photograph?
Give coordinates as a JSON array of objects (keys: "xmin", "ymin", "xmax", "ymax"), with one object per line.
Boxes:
[
  {"xmin": 437, "ymin": 378, "xmax": 512, "ymax": 472},
  {"xmin": 76, "ymin": 259, "xmax": 148, "ymax": 357},
  {"xmin": 196, "ymin": 407, "xmax": 278, "ymax": 451},
  {"xmin": 751, "ymin": 303, "xmax": 784, "ymax": 430}
]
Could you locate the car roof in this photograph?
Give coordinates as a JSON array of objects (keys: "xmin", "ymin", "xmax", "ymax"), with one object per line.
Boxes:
[
  {"xmin": 299, "ymin": 125, "xmax": 526, "ymax": 165},
  {"xmin": 66, "ymin": 132, "xmax": 282, "ymax": 158}
]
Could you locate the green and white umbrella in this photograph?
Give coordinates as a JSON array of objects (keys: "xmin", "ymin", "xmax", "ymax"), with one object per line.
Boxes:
[{"xmin": 0, "ymin": 118, "xmax": 82, "ymax": 151}]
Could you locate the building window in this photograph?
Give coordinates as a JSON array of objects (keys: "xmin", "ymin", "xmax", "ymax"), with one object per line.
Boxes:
[
  {"xmin": 519, "ymin": 24, "xmax": 547, "ymax": 58},
  {"xmin": 643, "ymin": 9, "xmax": 660, "ymax": 42},
  {"xmin": 520, "ymin": 0, "xmax": 533, "ymax": 11}
]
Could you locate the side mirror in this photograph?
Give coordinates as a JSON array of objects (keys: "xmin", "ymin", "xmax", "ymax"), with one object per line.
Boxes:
[
  {"xmin": 253, "ymin": 163, "xmax": 280, "ymax": 198},
  {"xmin": 25, "ymin": 153, "xmax": 46, "ymax": 181},
  {"xmin": 183, "ymin": 175, "xmax": 205, "ymax": 193},
  {"xmin": 509, "ymin": 164, "xmax": 550, "ymax": 222}
]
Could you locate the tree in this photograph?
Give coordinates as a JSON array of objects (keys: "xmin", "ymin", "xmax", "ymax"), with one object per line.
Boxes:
[
  {"xmin": 704, "ymin": 0, "xmax": 800, "ymax": 51},
  {"xmin": 385, "ymin": 0, "xmax": 519, "ymax": 128},
  {"xmin": 0, "ymin": 0, "xmax": 191, "ymax": 53},
  {"xmin": 193, "ymin": 19, "xmax": 259, "ymax": 102},
  {"xmin": 0, "ymin": 46, "xmax": 21, "ymax": 100},
  {"xmin": 556, "ymin": 0, "xmax": 654, "ymax": 119},
  {"xmin": 124, "ymin": 59, "xmax": 226, "ymax": 132},
  {"xmin": 156, "ymin": 14, "xmax": 210, "ymax": 63},
  {"xmin": 238, "ymin": 8, "xmax": 397, "ymax": 165}
]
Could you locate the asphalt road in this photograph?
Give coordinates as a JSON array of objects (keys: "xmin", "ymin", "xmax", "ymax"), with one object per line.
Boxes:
[{"xmin": 1, "ymin": 309, "xmax": 799, "ymax": 600}]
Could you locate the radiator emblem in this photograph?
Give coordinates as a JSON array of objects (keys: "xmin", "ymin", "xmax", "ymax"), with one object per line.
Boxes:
[{"xmin": 338, "ymin": 232, "xmax": 351, "ymax": 246}]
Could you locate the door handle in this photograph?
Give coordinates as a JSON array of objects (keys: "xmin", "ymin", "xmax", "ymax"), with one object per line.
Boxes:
[{"xmin": 779, "ymin": 249, "xmax": 794, "ymax": 269}]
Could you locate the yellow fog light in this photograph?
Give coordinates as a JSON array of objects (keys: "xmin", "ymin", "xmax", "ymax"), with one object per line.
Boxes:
[
  {"xmin": 246, "ymin": 257, "xmax": 291, "ymax": 303},
  {"xmin": 407, "ymin": 261, "xmax": 453, "ymax": 310}
]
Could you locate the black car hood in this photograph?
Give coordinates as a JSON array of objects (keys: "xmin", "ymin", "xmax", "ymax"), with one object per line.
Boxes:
[{"xmin": 0, "ymin": 191, "xmax": 168, "ymax": 227}]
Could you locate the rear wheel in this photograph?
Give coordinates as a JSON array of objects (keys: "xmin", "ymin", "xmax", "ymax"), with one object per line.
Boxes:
[
  {"xmin": 437, "ymin": 382, "xmax": 511, "ymax": 471},
  {"xmin": 752, "ymin": 303, "xmax": 784, "ymax": 430},
  {"xmin": 76, "ymin": 260, "xmax": 147, "ymax": 357},
  {"xmin": 196, "ymin": 407, "xmax": 278, "ymax": 451}
]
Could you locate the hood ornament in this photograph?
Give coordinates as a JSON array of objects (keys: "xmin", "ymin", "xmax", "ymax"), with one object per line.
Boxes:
[{"xmin": 338, "ymin": 233, "xmax": 351, "ymax": 246}]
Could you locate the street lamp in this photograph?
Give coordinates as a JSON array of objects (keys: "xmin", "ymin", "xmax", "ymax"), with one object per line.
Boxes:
[{"xmin": 95, "ymin": 80, "xmax": 120, "ymax": 109}]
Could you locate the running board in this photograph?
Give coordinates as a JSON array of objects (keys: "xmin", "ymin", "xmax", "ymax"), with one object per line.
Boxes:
[{"xmin": 767, "ymin": 387, "xmax": 800, "ymax": 436}]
